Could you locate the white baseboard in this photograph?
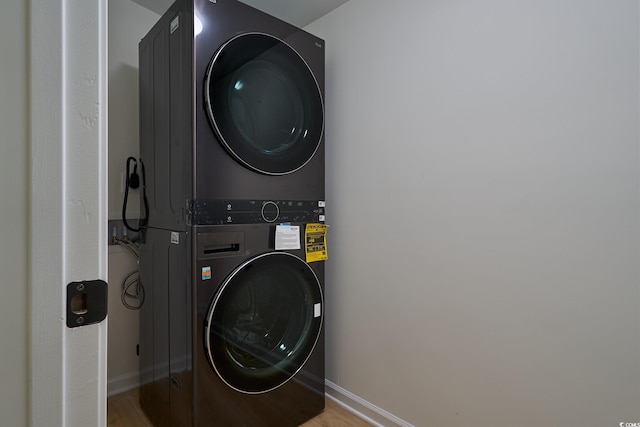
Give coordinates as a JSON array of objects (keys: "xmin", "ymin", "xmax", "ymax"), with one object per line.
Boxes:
[
  {"xmin": 107, "ymin": 371, "xmax": 139, "ymax": 397},
  {"xmin": 107, "ymin": 372, "xmax": 411, "ymax": 426},
  {"xmin": 325, "ymin": 380, "xmax": 414, "ymax": 427}
]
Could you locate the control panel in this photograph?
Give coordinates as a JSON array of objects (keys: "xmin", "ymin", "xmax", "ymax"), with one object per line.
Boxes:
[{"xmin": 190, "ymin": 199, "xmax": 325, "ymax": 225}]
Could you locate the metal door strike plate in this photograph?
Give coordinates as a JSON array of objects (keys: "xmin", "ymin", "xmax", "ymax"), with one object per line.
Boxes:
[{"xmin": 66, "ymin": 280, "xmax": 108, "ymax": 328}]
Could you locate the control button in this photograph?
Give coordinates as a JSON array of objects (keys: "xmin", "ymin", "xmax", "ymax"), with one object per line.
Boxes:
[{"xmin": 261, "ymin": 201, "xmax": 280, "ymax": 223}]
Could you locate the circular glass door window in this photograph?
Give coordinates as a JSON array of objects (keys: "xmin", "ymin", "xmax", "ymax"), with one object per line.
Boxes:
[
  {"xmin": 204, "ymin": 252, "xmax": 323, "ymax": 394},
  {"xmin": 204, "ymin": 33, "xmax": 324, "ymax": 175}
]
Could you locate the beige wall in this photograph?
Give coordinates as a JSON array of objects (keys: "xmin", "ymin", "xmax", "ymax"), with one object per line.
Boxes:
[
  {"xmin": 107, "ymin": 0, "xmax": 159, "ymax": 391},
  {"xmin": 0, "ymin": 0, "xmax": 28, "ymax": 425},
  {"xmin": 307, "ymin": 0, "xmax": 639, "ymax": 425}
]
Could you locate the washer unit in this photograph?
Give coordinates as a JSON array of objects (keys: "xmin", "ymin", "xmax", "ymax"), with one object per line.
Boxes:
[
  {"xmin": 139, "ymin": 221, "xmax": 325, "ymax": 427},
  {"xmin": 137, "ymin": 0, "xmax": 326, "ymax": 425},
  {"xmin": 194, "ymin": 223, "xmax": 324, "ymax": 426}
]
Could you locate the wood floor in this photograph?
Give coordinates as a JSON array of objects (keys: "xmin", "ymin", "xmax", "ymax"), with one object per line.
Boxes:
[{"xmin": 107, "ymin": 388, "xmax": 374, "ymax": 427}]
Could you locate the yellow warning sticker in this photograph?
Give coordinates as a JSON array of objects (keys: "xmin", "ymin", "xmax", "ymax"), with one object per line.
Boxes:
[{"xmin": 305, "ymin": 223, "xmax": 329, "ymax": 263}]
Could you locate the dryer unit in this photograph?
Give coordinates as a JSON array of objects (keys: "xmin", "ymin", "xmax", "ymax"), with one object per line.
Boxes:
[{"xmin": 138, "ymin": 0, "xmax": 325, "ymax": 231}]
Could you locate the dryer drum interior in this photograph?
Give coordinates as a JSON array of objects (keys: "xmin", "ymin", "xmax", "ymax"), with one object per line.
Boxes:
[
  {"xmin": 204, "ymin": 252, "xmax": 323, "ymax": 394},
  {"xmin": 204, "ymin": 33, "xmax": 324, "ymax": 175}
]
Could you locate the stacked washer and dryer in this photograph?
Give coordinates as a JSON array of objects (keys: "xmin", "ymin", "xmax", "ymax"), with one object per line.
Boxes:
[{"xmin": 137, "ymin": 1, "xmax": 326, "ymax": 426}]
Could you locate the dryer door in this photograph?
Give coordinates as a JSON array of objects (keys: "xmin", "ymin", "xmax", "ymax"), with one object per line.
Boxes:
[
  {"xmin": 204, "ymin": 252, "xmax": 323, "ymax": 394},
  {"xmin": 204, "ymin": 33, "xmax": 324, "ymax": 175}
]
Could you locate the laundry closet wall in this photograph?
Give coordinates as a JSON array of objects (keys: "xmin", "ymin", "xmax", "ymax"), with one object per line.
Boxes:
[
  {"xmin": 0, "ymin": 1, "xmax": 28, "ymax": 425},
  {"xmin": 105, "ymin": 0, "xmax": 639, "ymax": 424},
  {"xmin": 107, "ymin": 0, "xmax": 159, "ymax": 395},
  {"xmin": 307, "ymin": 1, "xmax": 639, "ymax": 426}
]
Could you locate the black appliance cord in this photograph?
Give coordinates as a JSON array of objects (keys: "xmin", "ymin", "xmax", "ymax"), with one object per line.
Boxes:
[{"xmin": 122, "ymin": 156, "xmax": 149, "ymax": 232}]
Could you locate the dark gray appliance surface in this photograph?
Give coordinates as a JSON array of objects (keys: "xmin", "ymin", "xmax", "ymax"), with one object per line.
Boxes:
[
  {"xmin": 193, "ymin": 223, "xmax": 325, "ymax": 427},
  {"xmin": 138, "ymin": 0, "xmax": 325, "ymax": 232},
  {"xmin": 138, "ymin": 223, "xmax": 325, "ymax": 427},
  {"xmin": 139, "ymin": 227, "xmax": 193, "ymax": 427},
  {"xmin": 138, "ymin": 1, "xmax": 326, "ymax": 425}
]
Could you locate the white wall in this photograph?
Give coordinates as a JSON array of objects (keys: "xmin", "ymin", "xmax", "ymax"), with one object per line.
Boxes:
[
  {"xmin": 109, "ymin": 0, "xmax": 160, "ymax": 220},
  {"xmin": 108, "ymin": 0, "xmax": 159, "ymax": 391},
  {"xmin": 108, "ymin": 247, "xmax": 143, "ymax": 395},
  {"xmin": 307, "ymin": 1, "xmax": 639, "ymax": 426},
  {"xmin": 0, "ymin": 1, "xmax": 29, "ymax": 426}
]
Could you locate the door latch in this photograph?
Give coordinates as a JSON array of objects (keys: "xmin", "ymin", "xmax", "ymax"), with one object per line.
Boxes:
[{"xmin": 66, "ymin": 280, "xmax": 108, "ymax": 328}]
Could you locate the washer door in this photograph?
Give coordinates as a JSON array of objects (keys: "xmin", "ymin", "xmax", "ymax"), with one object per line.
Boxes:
[
  {"xmin": 204, "ymin": 252, "xmax": 323, "ymax": 394},
  {"xmin": 204, "ymin": 33, "xmax": 324, "ymax": 175}
]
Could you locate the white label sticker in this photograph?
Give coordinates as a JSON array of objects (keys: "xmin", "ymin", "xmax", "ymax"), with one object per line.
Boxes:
[
  {"xmin": 170, "ymin": 16, "xmax": 179, "ymax": 34},
  {"xmin": 275, "ymin": 225, "xmax": 301, "ymax": 250},
  {"xmin": 170, "ymin": 232, "xmax": 179, "ymax": 244},
  {"xmin": 314, "ymin": 303, "xmax": 322, "ymax": 318}
]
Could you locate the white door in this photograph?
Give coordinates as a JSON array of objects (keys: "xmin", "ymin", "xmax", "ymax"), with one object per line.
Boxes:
[{"xmin": 30, "ymin": 0, "xmax": 108, "ymax": 426}]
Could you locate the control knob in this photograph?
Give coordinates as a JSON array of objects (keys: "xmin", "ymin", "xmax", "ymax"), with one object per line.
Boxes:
[{"xmin": 261, "ymin": 201, "xmax": 279, "ymax": 223}]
